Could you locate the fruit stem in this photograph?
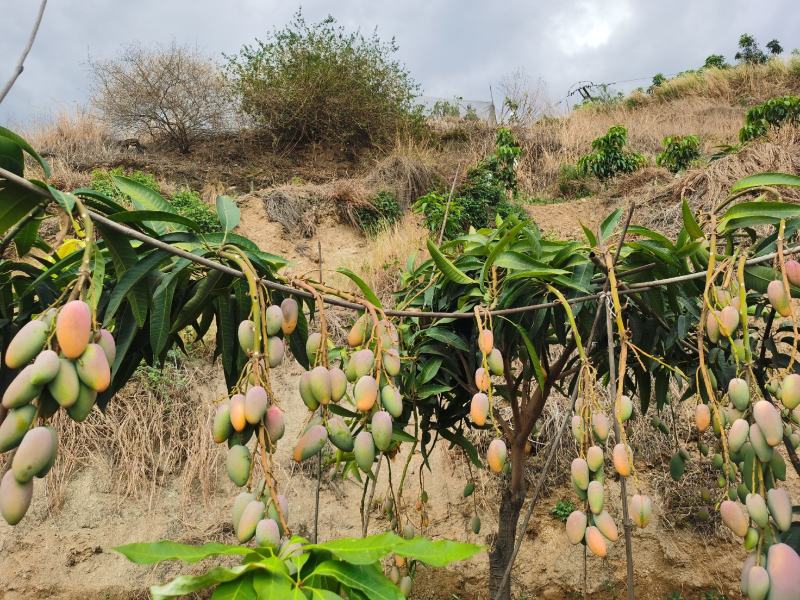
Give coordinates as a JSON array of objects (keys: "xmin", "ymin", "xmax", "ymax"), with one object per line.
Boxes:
[{"xmin": 69, "ymin": 195, "xmax": 94, "ymax": 302}]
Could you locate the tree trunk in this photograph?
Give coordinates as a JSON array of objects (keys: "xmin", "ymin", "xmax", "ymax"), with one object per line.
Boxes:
[{"xmin": 489, "ymin": 482, "xmax": 524, "ymax": 600}]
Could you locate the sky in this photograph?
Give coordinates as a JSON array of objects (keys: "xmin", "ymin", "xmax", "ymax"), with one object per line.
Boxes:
[{"xmin": 1, "ymin": 0, "xmax": 798, "ymax": 126}]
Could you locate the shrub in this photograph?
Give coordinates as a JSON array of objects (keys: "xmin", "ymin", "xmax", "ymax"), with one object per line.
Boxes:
[
  {"xmin": 739, "ymin": 96, "xmax": 800, "ymax": 142},
  {"xmin": 90, "ymin": 43, "xmax": 228, "ymax": 152},
  {"xmin": 703, "ymin": 54, "xmax": 729, "ymax": 69},
  {"xmin": 550, "ymin": 499, "xmax": 576, "ymax": 522},
  {"xmin": 169, "ymin": 187, "xmax": 222, "ymax": 233},
  {"xmin": 656, "ymin": 135, "xmax": 702, "ymax": 173},
  {"xmin": 90, "ymin": 167, "xmax": 160, "ymax": 203},
  {"xmin": 353, "ymin": 191, "xmax": 402, "ymax": 236},
  {"xmin": 225, "ymin": 11, "xmax": 421, "ymax": 148},
  {"xmin": 577, "ymin": 125, "xmax": 646, "ymax": 180},
  {"xmin": 557, "ymin": 164, "xmax": 594, "ymax": 198},
  {"xmin": 412, "ymin": 191, "xmax": 465, "ymax": 239}
]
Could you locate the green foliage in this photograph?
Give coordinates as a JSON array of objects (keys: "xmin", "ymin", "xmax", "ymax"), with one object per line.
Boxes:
[
  {"xmin": 413, "ymin": 191, "xmax": 465, "ymax": 239},
  {"xmin": 656, "ymin": 135, "xmax": 701, "ymax": 173},
  {"xmin": 430, "ymin": 99, "xmax": 461, "ymax": 118},
  {"xmin": 577, "ymin": 125, "xmax": 646, "ymax": 180},
  {"xmin": 651, "ymin": 73, "xmax": 666, "ymax": 88},
  {"xmin": 91, "ymin": 167, "xmax": 159, "ymax": 203},
  {"xmin": 550, "ymin": 499, "xmax": 576, "ymax": 522},
  {"xmin": 703, "ymin": 54, "xmax": 729, "ymax": 69},
  {"xmin": 225, "ymin": 11, "xmax": 421, "ymax": 148},
  {"xmin": 557, "ymin": 164, "xmax": 594, "ymax": 198},
  {"xmin": 169, "ymin": 187, "xmax": 222, "ymax": 233},
  {"xmin": 735, "ymin": 33, "xmax": 780, "ymax": 65},
  {"xmin": 353, "ymin": 191, "xmax": 402, "ymax": 236},
  {"xmin": 739, "ymin": 95, "xmax": 800, "ymax": 142}
]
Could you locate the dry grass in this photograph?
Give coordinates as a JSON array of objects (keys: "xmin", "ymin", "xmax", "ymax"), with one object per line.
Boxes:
[{"xmin": 365, "ymin": 136, "xmax": 442, "ymax": 209}]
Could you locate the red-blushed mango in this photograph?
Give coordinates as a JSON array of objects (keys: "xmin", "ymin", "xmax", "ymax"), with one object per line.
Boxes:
[
  {"xmin": 2, "ymin": 366, "xmax": 41, "ymax": 408},
  {"xmin": 741, "ymin": 553, "xmax": 758, "ymax": 596},
  {"xmin": 265, "ymin": 305, "xmax": 283, "ymax": 337},
  {"xmin": 729, "ymin": 377, "xmax": 750, "ymax": 411},
  {"xmin": 12, "ymin": 426, "xmax": 57, "ymax": 483},
  {"xmin": 0, "ymin": 404, "xmax": 36, "ymax": 452},
  {"xmin": 237, "ymin": 499, "xmax": 265, "ymax": 542},
  {"xmin": 238, "ymin": 320, "xmax": 256, "ymax": 354},
  {"xmin": 593, "ymin": 510, "xmax": 618, "ymax": 542},
  {"xmin": 617, "ymin": 394, "xmax": 633, "ymax": 422},
  {"xmin": 267, "ymin": 337, "xmax": 284, "ymax": 368},
  {"xmin": 780, "ymin": 373, "xmax": 800, "ymax": 410},
  {"xmin": 67, "ymin": 384, "xmax": 97, "ymax": 422},
  {"xmin": 487, "ymin": 439, "xmax": 507, "ymax": 473},
  {"xmin": 244, "ymin": 386, "xmax": 268, "ymax": 425},
  {"xmin": 585, "ymin": 526, "xmax": 607, "ymax": 557},
  {"xmin": 299, "ymin": 371, "xmax": 319, "ymax": 411},
  {"xmin": 470, "ymin": 392, "xmax": 489, "ymax": 426},
  {"xmin": 571, "ymin": 457, "xmax": 590, "ymax": 490},
  {"xmin": 766, "ymin": 543, "xmax": 800, "ymax": 600},
  {"xmin": 56, "ymin": 300, "xmax": 92, "ymax": 359},
  {"xmin": 309, "ymin": 366, "xmax": 332, "ymax": 405},
  {"xmin": 746, "ymin": 493, "xmax": 770, "ymax": 528},
  {"xmin": 255, "ymin": 518, "xmax": 281, "ymax": 549},
  {"xmin": 586, "ymin": 445, "xmax": 604, "ymax": 472},
  {"xmin": 382, "ymin": 348, "xmax": 401, "ymax": 377},
  {"xmin": 753, "ymin": 400, "xmax": 783, "ymax": 446},
  {"xmin": 371, "ymin": 411, "xmax": 393, "ymax": 451},
  {"xmin": 354, "ymin": 431, "xmax": 376, "ymax": 472},
  {"xmin": 212, "ymin": 402, "xmax": 233, "ymax": 443},
  {"xmin": 750, "ymin": 423, "xmax": 774, "ymax": 463},
  {"xmin": 695, "ymin": 403, "xmax": 711, "ymax": 432},
  {"xmin": 474, "ymin": 368, "xmax": 490, "ymax": 392},
  {"xmin": 767, "ymin": 279, "xmax": 792, "ymax": 318},
  {"xmin": 326, "ymin": 415, "xmax": 354, "ymax": 452},
  {"xmin": 376, "ymin": 319, "xmax": 398, "ymax": 349},
  {"xmin": 0, "ymin": 471, "xmax": 33, "ymax": 525},
  {"xmin": 226, "ymin": 445, "xmax": 251, "ymax": 486},
  {"xmin": 230, "ymin": 393, "xmax": 247, "ymax": 432},
  {"xmin": 76, "ymin": 343, "xmax": 111, "ymax": 392},
  {"xmin": 706, "ymin": 312, "xmax": 721, "ymax": 344},
  {"xmin": 351, "ymin": 349, "xmax": 375, "ymax": 378},
  {"xmin": 587, "ymin": 480, "xmax": 604, "ymax": 514},
  {"xmin": 714, "ymin": 286, "xmax": 732, "ymax": 308},
  {"xmin": 729, "ymin": 419, "xmax": 749, "ymax": 453},
  {"xmin": 5, "ymin": 319, "xmax": 48, "ymax": 369},
  {"xmin": 381, "ymin": 384, "xmax": 403, "ymax": 418},
  {"xmin": 767, "ymin": 488, "xmax": 792, "ymax": 532},
  {"xmin": 591, "ymin": 412, "xmax": 610, "ymax": 442},
  {"xmin": 786, "ymin": 259, "xmax": 800, "ymax": 287},
  {"xmin": 478, "ymin": 329, "xmax": 493, "ymax": 355},
  {"xmin": 29, "ymin": 350, "xmax": 60, "ymax": 386},
  {"xmin": 347, "ymin": 314, "xmax": 371, "ymax": 348},
  {"xmin": 280, "ymin": 298, "xmax": 299, "ymax": 335},
  {"xmin": 292, "ymin": 424, "xmax": 327, "ymax": 462},
  {"xmin": 719, "ymin": 305, "xmax": 740, "ymax": 337},
  {"xmin": 747, "ymin": 565, "xmax": 769, "ymax": 600},
  {"xmin": 231, "ymin": 491, "xmax": 256, "ymax": 534},
  {"xmin": 355, "ymin": 375, "xmax": 378, "ymax": 412},
  {"xmin": 571, "ymin": 415, "xmax": 585, "ymax": 443},
  {"xmin": 565, "ymin": 510, "xmax": 587, "ymax": 544},
  {"xmin": 265, "ymin": 406, "xmax": 285, "ymax": 445},
  {"xmin": 399, "ymin": 576, "xmax": 412, "ymax": 597},
  {"xmin": 487, "ymin": 348, "xmax": 504, "ymax": 376},
  {"xmin": 305, "ymin": 332, "xmax": 322, "ymax": 364},
  {"xmin": 629, "ymin": 494, "xmax": 652, "ymax": 528},
  {"xmin": 720, "ymin": 499, "xmax": 748, "ymax": 537},
  {"xmin": 96, "ymin": 329, "xmax": 116, "ymax": 366},
  {"xmin": 329, "ymin": 367, "xmax": 347, "ymax": 402},
  {"xmin": 612, "ymin": 443, "xmax": 632, "ymax": 477}
]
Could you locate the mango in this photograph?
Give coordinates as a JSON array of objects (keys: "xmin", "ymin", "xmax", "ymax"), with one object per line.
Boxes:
[
  {"xmin": 593, "ymin": 510, "xmax": 618, "ymax": 542},
  {"xmin": 237, "ymin": 500, "xmax": 265, "ymax": 542},
  {"xmin": 720, "ymin": 499, "xmax": 748, "ymax": 537},
  {"xmin": 265, "ymin": 406, "xmax": 285, "ymax": 445},
  {"xmin": 96, "ymin": 329, "xmax": 116, "ymax": 366},
  {"xmin": 226, "ymin": 445, "xmax": 251, "ymax": 486},
  {"xmin": 2, "ymin": 366, "xmax": 41, "ymax": 408},
  {"xmin": 746, "ymin": 493, "xmax": 770, "ymax": 528},
  {"xmin": 280, "ymin": 298, "xmax": 299, "ymax": 335},
  {"xmin": 347, "ymin": 314, "xmax": 371, "ymax": 347},
  {"xmin": 571, "ymin": 415, "xmax": 585, "ymax": 443},
  {"xmin": 767, "ymin": 488, "xmax": 792, "ymax": 532},
  {"xmin": 265, "ymin": 305, "xmax": 283, "ymax": 337},
  {"xmin": 767, "ymin": 279, "xmax": 792, "ymax": 318},
  {"xmin": 753, "ymin": 400, "xmax": 783, "ymax": 446},
  {"xmin": 354, "ymin": 431, "xmax": 376, "ymax": 472},
  {"xmin": 56, "ymin": 300, "xmax": 92, "ymax": 359},
  {"xmin": 67, "ymin": 384, "xmax": 97, "ymax": 422},
  {"xmin": 766, "ymin": 543, "xmax": 800, "ymax": 600},
  {"xmin": 376, "ymin": 319, "xmax": 398, "ymax": 348},
  {"xmin": 729, "ymin": 419, "xmax": 749, "ymax": 453},
  {"xmin": 378, "ymin": 384, "xmax": 402, "ymax": 418},
  {"xmin": 586, "ymin": 445, "xmax": 604, "ymax": 472},
  {"xmin": 298, "ymin": 371, "xmax": 319, "ymax": 411},
  {"xmin": 403, "ymin": 523, "xmax": 415, "ymax": 540},
  {"xmin": 382, "ymin": 348, "xmax": 401, "ymax": 377},
  {"xmin": 612, "ymin": 443, "xmax": 631, "ymax": 477},
  {"xmin": 565, "ymin": 510, "xmax": 587, "ymax": 544},
  {"xmin": 355, "ymin": 375, "xmax": 378, "ymax": 412},
  {"xmin": 292, "ymin": 424, "xmax": 327, "ymax": 462},
  {"xmin": 399, "ymin": 576, "xmax": 412, "ymax": 597},
  {"xmin": 470, "ymin": 393, "xmax": 490, "ymax": 426},
  {"xmin": 744, "ymin": 527, "xmax": 760, "ymax": 551},
  {"xmin": 309, "ymin": 366, "xmax": 332, "ymax": 405},
  {"xmin": 371, "ymin": 411, "xmax": 393, "ymax": 451},
  {"xmin": 747, "ymin": 565, "xmax": 769, "ymax": 600},
  {"xmin": 571, "ymin": 457, "xmax": 590, "ymax": 490},
  {"xmin": 12, "ymin": 426, "xmax": 57, "ymax": 483},
  {"xmin": 232, "ymin": 491, "xmax": 257, "ymax": 533},
  {"xmin": 244, "ymin": 386, "xmax": 269, "ymax": 425},
  {"xmin": 28, "ymin": 350, "xmax": 60, "ymax": 387},
  {"xmin": 474, "ymin": 368, "xmax": 490, "ymax": 392},
  {"xmin": 0, "ymin": 404, "xmax": 36, "ymax": 452},
  {"xmin": 329, "ymin": 367, "xmax": 347, "ymax": 402},
  {"xmin": 741, "ymin": 553, "xmax": 759, "ymax": 596},
  {"xmin": 478, "ymin": 329, "xmax": 493, "ymax": 355},
  {"xmin": 587, "ymin": 480, "xmax": 603, "ymax": 514},
  {"xmin": 617, "ymin": 394, "xmax": 633, "ymax": 422},
  {"xmin": 719, "ymin": 305, "xmax": 740, "ymax": 337},
  {"xmin": 714, "ymin": 286, "xmax": 732, "ymax": 308},
  {"xmin": 694, "ymin": 403, "xmax": 711, "ymax": 432},
  {"xmin": 351, "ymin": 349, "xmax": 375, "ymax": 378},
  {"xmin": 591, "ymin": 413, "xmax": 610, "ymax": 442},
  {"xmin": 267, "ymin": 337, "xmax": 284, "ymax": 368},
  {"xmin": 76, "ymin": 343, "xmax": 111, "ymax": 392},
  {"xmin": 5, "ymin": 319, "xmax": 48, "ymax": 369},
  {"xmin": 729, "ymin": 378, "xmax": 750, "ymax": 411},
  {"xmin": 0, "ymin": 471, "xmax": 33, "ymax": 525},
  {"xmin": 255, "ymin": 518, "xmax": 281, "ymax": 549},
  {"xmin": 237, "ymin": 320, "xmax": 256, "ymax": 354},
  {"xmin": 706, "ymin": 312, "xmax": 720, "ymax": 343},
  {"xmin": 212, "ymin": 402, "xmax": 233, "ymax": 443},
  {"xmin": 487, "ymin": 439, "xmax": 507, "ymax": 474},
  {"xmin": 585, "ymin": 526, "xmax": 607, "ymax": 557},
  {"xmin": 326, "ymin": 416, "xmax": 354, "ymax": 452},
  {"xmin": 463, "ymin": 482, "xmax": 475, "ymax": 497},
  {"xmin": 750, "ymin": 423, "xmax": 774, "ymax": 463},
  {"xmin": 785, "ymin": 259, "xmax": 800, "ymax": 286},
  {"xmin": 305, "ymin": 332, "xmax": 322, "ymax": 364},
  {"xmin": 769, "ymin": 448, "xmax": 787, "ymax": 480},
  {"xmin": 733, "ymin": 339, "xmax": 747, "ymax": 362},
  {"xmin": 230, "ymin": 393, "xmax": 247, "ymax": 432},
  {"xmin": 780, "ymin": 373, "xmax": 800, "ymax": 409},
  {"xmin": 470, "ymin": 515, "xmax": 481, "ymax": 534},
  {"xmin": 629, "ymin": 494, "xmax": 652, "ymax": 528},
  {"xmin": 487, "ymin": 348, "xmax": 504, "ymax": 376}
]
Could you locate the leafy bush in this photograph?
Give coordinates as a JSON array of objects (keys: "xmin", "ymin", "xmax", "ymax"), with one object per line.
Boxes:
[
  {"xmin": 169, "ymin": 187, "xmax": 222, "ymax": 233},
  {"xmin": 353, "ymin": 191, "xmax": 401, "ymax": 235},
  {"xmin": 413, "ymin": 191, "xmax": 465, "ymax": 239},
  {"xmin": 550, "ymin": 499, "xmax": 576, "ymax": 522},
  {"xmin": 577, "ymin": 125, "xmax": 646, "ymax": 180},
  {"xmin": 703, "ymin": 54, "xmax": 729, "ymax": 69},
  {"xmin": 225, "ymin": 12, "xmax": 421, "ymax": 148},
  {"xmin": 656, "ymin": 135, "xmax": 702, "ymax": 173},
  {"xmin": 739, "ymin": 96, "xmax": 800, "ymax": 142},
  {"xmin": 90, "ymin": 167, "xmax": 160, "ymax": 203}
]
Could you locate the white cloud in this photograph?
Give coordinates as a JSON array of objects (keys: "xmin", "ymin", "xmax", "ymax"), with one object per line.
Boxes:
[{"xmin": 551, "ymin": 0, "xmax": 633, "ymax": 55}]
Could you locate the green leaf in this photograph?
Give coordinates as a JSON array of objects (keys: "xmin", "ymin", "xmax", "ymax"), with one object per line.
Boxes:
[
  {"xmin": 103, "ymin": 250, "xmax": 172, "ymax": 325},
  {"xmin": 336, "ymin": 267, "xmax": 382, "ymax": 308},
  {"xmin": 718, "ymin": 201, "xmax": 800, "ymax": 232},
  {"xmin": 681, "ymin": 199, "xmax": 703, "ymax": 239},
  {"xmin": 422, "ymin": 327, "xmax": 469, "ymax": 351},
  {"xmin": 511, "ymin": 322, "xmax": 545, "ymax": 390},
  {"xmin": 0, "ymin": 187, "xmax": 41, "ymax": 235},
  {"xmin": 109, "ymin": 210, "xmax": 203, "ymax": 232},
  {"xmin": 13, "ymin": 215, "xmax": 40, "ymax": 257},
  {"xmin": 85, "ymin": 246, "xmax": 106, "ymax": 312},
  {"xmin": 0, "ymin": 126, "xmax": 51, "ymax": 177},
  {"xmin": 211, "ymin": 575, "xmax": 257, "ymax": 600},
  {"xmin": 151, "ymin": 565, "xmax": 261, "ymax": 600},
  {"xmin": 417, "ymin": 357, "xmax": 442, "ymax": 385},
  {"xmin": 394, "ymin": 537, "xmax": 482, "ymax": 567},
  {"xmin": 599, "ymin": 208, "xmax": 623, "ymax": 241},
  {"xmin": 150, "ymin": 259, "xmax": 191, "ymax": 358},
  {"xmin": 580, "ymin": 222, "xmax": 598, "ymax": 247},
  {"xmin": 308, "ymin": 532, "xmax": 400, "ymax": 565},
  {"xmin": 112, "ymin": 176, "xmax": 179, "ymax": 235},
  {"xmin": 438, "ymin": 428, "xmax": 482, "ymax": 468},
  {"xmin": 251, "ymin": 571, "xmax": 295, "ymax": 598},
  {"xmin": 492, "ymin": 252, "xmax": 568, "ymax": 276},
  {"xmin": 311, "ymin": 561, "xmax": 403, "ymax": 600},
  {"xmin": 480, "ymin": 221, "xmax": 525, "ymax": 291},
  {"xmin": 114, "ymin": 540, "xmax": 251, "ymax": 564},
  {"xmin": 426, "ymin": 238, "xmax": 476, "ymax": 285},
  {"xmin": 730, "ymin": 172, "xmax": 800, "ymax": 193},
  {"xmin": 306, "ymin": 588, "xmax": 343, "ymax": 600},
  {"xmin": 47, "ymin": 186, "xmax": 76, "ymax": 214},
  {"xmin": 217, "ymin": 195, "xmax": 241, "ymax": 232},
  {"xmin": 97, "ymin": 224, "xmax": 148, "ymax": 327}
]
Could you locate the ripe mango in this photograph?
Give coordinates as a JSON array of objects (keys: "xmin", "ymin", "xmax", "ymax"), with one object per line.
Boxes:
[
  {"xmin": 212, "ymin": 402, "xmax": 233, "ymax": 443},
  {"xmin": 749, "ymin": 423, "xmax": 773, "ymax": 462},
  {"xmin": 280, "ymin": 298, "xmax": 299, "ymax": 335},
  {"xmin": 265, "ymin": 406, "xmax": 285, "ymax": 445},
  {"xmin": 305, "ymin": 332, "xmax": 322, "ymax": 364},
  {"xmin": 746, "ymin": 493, "xmax": 769, "ymax": 528},
  {"xmin": 591, "ymin": 413, "xmax": 610, "ymax": 442},
  {"xmin": 96, "ymin": 329, "xmax": 116, "ymax": 366},
  {"xmin": 55, "ymin": 300, "xmax": 92, "ymax": 359},
  {"xmin": 237, "ymin": 320, "xmax": 256, "ymax": 354},
  {"xmin": 586, "ymin": 445, "xmax": 604, "ymax": 472},
  {"xmin": 326, "ymin": 415, "xmax": 354, "ymax": 452},
  {"xmin": 706, "ymin": 312, "xmax": 720, "ymax": 343},
  {"xmin": 76, "ymin": 343, "xmax": 111, "ymax": 392},
  {"xmin": 487, "ymin": 439, "xmax": 507, "ymax": 474},
  {"xmin": 720, "ymin": 499, "xmax": 748, "ymax": 537},
  {"xmin": 230, "ymin": 393, "xmax": 247, "ymax": 432},
  {"xmin": 629, "ymin": 494, "xmax": 652, "ymax": 528},
  {"xmin": 585, "ymin": 526, "xmax": 607, "ymax": 557},
  {"xmin": 785, "ymin": 259, "xmax": 800, "ymax": 286},
  {"xmin": 67, "ymin": 384, "xmax": 97, "ymax": 422},
  {"xmin": 244, "ymin": 386, "xmax": 268, "ymax": 424},
  {"xmin": 728, "ymin": 418, "xmax": 749, "ymax": 453},
  {"xmin": 718, "ymin": 305, "xmax": 740, "ymax": 337},
  {"xmin": 593, "ymin": 510, "xmax": 618, "ymax": 542},
  {"xmin": 5, "ymin": 319, "xmax": 48, "ymax": 369},
  {"xmin": 477, "ymin": 329, "xmax": 493, "ymax": 355},
  {"xmin": 309, "ymin": 366, "xmax": 332, "ymax": 405},
  {"xmin": 767, "ymin": 488, "xmax": 792, "ymax": 532},
  {"xmin": 474, "ymin": 368, "xmax": 490, "ymax": 392},
  {"xmin": 0, "ymin": 404, "xmax": 36, "ymax": 452},
  {"xmin": 29, "ymin": 350, "xmax": 61, "ymax": 386},
  {"xmin": 347, "ymin": 314, "xmax": 371, "ymax": 348},
  {"xmin": 470, "ymin": 392, "xmax": 489, "ymax": 426},
  {"xmin": 292, "ymin": 424, "xmax": 328, "ymax": 462},
  {"xmin": 753, "ymin": 400, "xmax": 783, "ymax": 446},
  {"xmin": 381, "ymin": 384, "xmax": 403, "ymax": 418},
  {"xmin": 571, "ymin": 457, "xmax": 590, "ymax": 490},
  {"xmin": 354, "ymin": 431, "xmax": 376, "ymax": 472},
  {"xmin": 747, "ymin": 565, "xmax": 769, "ymax": 600},
  {"xmin": 265, "ymin": 305, "xmax": 283, "ymax": 337},
  {"xmin": 487, "ymin": 348, "xmax": 504, "ymax": 376},
  {"xmin": 231, "ymin": 491, "xmax": 256, "ymax": 533},
  {"xmin": 695, "ymin": 403, "xmax": 711, "ymax": 432},
  {"xmin": 255, "ymin": 518, "xmax": 281, "ymax": 549},
  {"xmin": 351, "ymin": 349, "xmax": 375, "ymax": 378},
  {"xmin": 587, "ymin": 480, "xmax": 603, "ymax": 514},
  {"xmin": 612, "ymin": 443, "xmax": 631, "ymax": 477},
  {"xmin": 354, "ymin": 375, "xmax": 378, "ymax": 412},
  {"xmin": 267, "ymin": 337, "xmax": 284, "ymax": 368},
  {"xmin": 237, "ymin": 499, "xmax": 265, "ymax": 542},
  {"xmin": 267, "ymin": 494, "xmax": 289, "ymax": 531},
  {"xmin": 767, "ymin": 279, "xmax": 792, "ymax": 318},
  {"xmin": 0, "ymin": 471, "xmax": 33, "ymax": 525},
  {"xmin": 729, "ymin": 377, "xmax": 750, "ymax": 411},
  {"xmin": 376, "ymin": 319, "xmax": 398, "ymax": 349},
  {"xmin": 371, "ymin": 411, "xmax": 393, "ymax": 451},
  {"xmin": 2, "ymin": 366, "xmax": 42, "ymax": 408},
  {"xmin": 766, "ymin": 543, "xmax": 800, "ymax": 600},
  {"xmin": 12, "ymin": 426, "xmax": 57, "ymax": 483},
  {"xmin": 741, "ymin": 554, "xmax": 758, "ymax": 596},
  {"xmin": 780, "ymin": 373, "xmax": 800, "ymax": 409},
  {"xmin": 565, "ymin": 510, "xmax": 587, "ymax": 544},
  {"xmin": 571, "ymin": 415, "xmax": 584, "ymax": 443},
  {"xmin": 329, "ymin": 367, "xmax": 347, "ymax": 402},
  {"xmin": 617, "ymin": 394, "xmax": 633, "ymax": 422},
  {"xmin": 226, "ymin": 444, "xmax": 251, "ymax": 486},
  {"xmin": 382, "ymin": 348, "xmax": 401, "ymax": 377},
  {"xmin": 299, "ymin": 371, "xmax": 319, "ymax": 411}
]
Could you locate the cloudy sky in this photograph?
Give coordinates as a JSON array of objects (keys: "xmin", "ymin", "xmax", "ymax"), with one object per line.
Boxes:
[{"xmin": 1, "ymin": 0, "xmax": 798, "ymax": 126}]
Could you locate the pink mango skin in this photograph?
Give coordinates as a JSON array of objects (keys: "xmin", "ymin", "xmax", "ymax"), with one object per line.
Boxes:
[{"xmin": 767, "ymin": 543, "xmax": 800, "ymax": 600}]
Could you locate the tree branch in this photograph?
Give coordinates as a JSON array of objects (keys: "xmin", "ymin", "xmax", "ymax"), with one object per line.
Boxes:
[{"xmin": 0, "ymin": 0, "xmax": 48, "ymax": 105}]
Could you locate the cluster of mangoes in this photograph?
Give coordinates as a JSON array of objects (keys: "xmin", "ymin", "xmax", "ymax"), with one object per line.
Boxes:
[
  {"xmin": 469, "ymin": 328, "xmax": 508, "ymax": 474},
  {"xmin": 230, "ymin": 488, "xmax": 288, "ymax": 547},
  {"xmin": 766, "ymin": 259, "xmax": 800, "ymax": 318},
  {"xmin": 1, "ymin": 299, "xmax": 115, "ymax": 525}
]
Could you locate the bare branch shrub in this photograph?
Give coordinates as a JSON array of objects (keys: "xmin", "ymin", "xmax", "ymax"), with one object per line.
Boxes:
[{"xmin": 498, "ymin": 68, "xmax": 552, "ymax": 126}]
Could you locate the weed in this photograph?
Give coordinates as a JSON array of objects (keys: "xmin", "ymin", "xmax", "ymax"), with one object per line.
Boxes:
[
  {"xmin": 550, "ymin": 498, "xmax": 576, "ymax": 522},
  {"xmin": 656, "ymin": 135, "xmax": 702, "ymax": 173},
  {"xmin": 353, "ymin": 191, "xmax": 402, "ymax": 236}
]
